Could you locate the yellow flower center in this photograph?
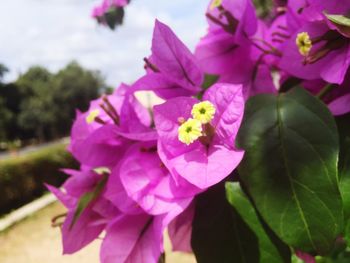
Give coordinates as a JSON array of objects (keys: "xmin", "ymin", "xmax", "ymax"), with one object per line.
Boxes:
[
  {"xmin": 296, "ymin": 32, "xmax": 312, "ymax": 56},
  {"xmin": 210, "ymin": 0, "xmax": 222, "ymax": 10},
  {"xmin": 191, "ymin": 101, "xmax": 216, "ymax": 124},
  {"xmin": 178, "ymin": 118, "xmax": 203, "ymax": 145},
  {"xmin": 86, "ymin": 109, "xmax": 100, "ymax": 124}
]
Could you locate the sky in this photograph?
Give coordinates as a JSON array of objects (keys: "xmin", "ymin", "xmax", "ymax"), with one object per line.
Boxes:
[{"xmin": 0, "ymin": 0, "xmax": 208, "ymax": 86}]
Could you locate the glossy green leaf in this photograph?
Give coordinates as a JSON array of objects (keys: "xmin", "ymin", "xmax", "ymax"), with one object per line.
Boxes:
[
  {"xmin": 236, "ymin": 87, "xmax": 343, "ymax": 254},
  {"xmin": 192, "ymin": 182, "xmax": 259, "ymax": 263},
  {"xmin": 70, "ymin": 175, "xmax": 108, "ymax": 229},
  {"xmin": 226, "ymin": 182, "xmax": 291, "ymax": 263},
  {"xmin": 191, "ymin": 181, "xmax": 290, "ymax": 263},
  {"xmin": 325, "ymin": 14, "xmax": 350, "ymax": 37},
  {"xmin": 336, "ymin": 113, "xmax": 350, "ymax": 247},
  {"xmin": 345, "ymin": 222, "xmax": 350, "ymax": 247},
  {"xmin": 336, "ymin": 113, "xmax": 350, "ymax": 219},
  {"xmin": 341, "ymin": 177, "xmax": 350, "ymax": 221}
]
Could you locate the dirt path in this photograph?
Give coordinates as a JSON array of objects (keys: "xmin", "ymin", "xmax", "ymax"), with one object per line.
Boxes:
[{"xmin": 0, "ymin": 202, "xmax": 196, "ymax": 263}]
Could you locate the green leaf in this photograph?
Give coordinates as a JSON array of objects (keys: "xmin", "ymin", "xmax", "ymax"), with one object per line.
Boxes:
[
  {"xmin": 226, "ymin": 182, "xmax": 291, "ymax": 263},
  {"xmin": 69, "ymin": 175, "xmax": 108, "ymax": 229},
  {"xmin": 236, "ymin": 87, "xmax": 343, "ymax": 254},
  {"xmin": 345, "ymin": 222, "xmax": 350, "ymax": 247},
  {"xmin": 191, "ymin": 181, "xmax": 290, "ymax": 263},
  {"xmin": 191, "ymin": 182, "xmax": 259, "ymax": 263},
  {"xmin": 201, "ymin": 74, "xmax": 219, "ymax": 90},
  {"xmin": 336, "ymin": 113, "xmax": 350, "ymax": 246},
  {"xmin": 341, "ymin": 176, "xmax": 350, "ymax": 221},
  {"xmin": 291, "ymin": 254, "xmax": 304, "ymax": 263},
  {"xmin": 336, "ymin": 113, "xmax": 350, "ymax": 219},
  {"xmin": 324, "ymin": 14, "xmax": 350, "ymax": 37},
  {"xmin": 315, "ymin": 250, "xmax": 350, "ymax": 263}
]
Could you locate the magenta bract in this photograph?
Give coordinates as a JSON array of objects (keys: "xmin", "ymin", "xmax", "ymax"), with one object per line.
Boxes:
[
  {"xmin": 154, "ymin": 83, "xmax": 245, "ymax": 189},
  {"xmin": 133, "ymin": 20, "xmax": 203, "ymax": 99}
]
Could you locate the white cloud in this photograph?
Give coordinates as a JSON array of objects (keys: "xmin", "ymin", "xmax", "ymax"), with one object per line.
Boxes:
[{"xmin": 0, "ymin": 0, "xmax": 208, "ymax": 86}]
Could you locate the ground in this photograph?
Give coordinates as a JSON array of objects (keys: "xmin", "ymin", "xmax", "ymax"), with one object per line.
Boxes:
[{"xmin": 0, "ymin": 202, "xmax": 196, "ymax": 263}]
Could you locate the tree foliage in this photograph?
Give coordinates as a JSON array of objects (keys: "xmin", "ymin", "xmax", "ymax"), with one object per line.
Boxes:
[{"xmin": 0, "ymin": 62, "xmax": 107, "ymax": 143}]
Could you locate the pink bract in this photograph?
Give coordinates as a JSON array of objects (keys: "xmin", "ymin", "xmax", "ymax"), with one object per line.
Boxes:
[{"xmin": 154, "ymin": 83, "xmax": 245, "ymax": 189}]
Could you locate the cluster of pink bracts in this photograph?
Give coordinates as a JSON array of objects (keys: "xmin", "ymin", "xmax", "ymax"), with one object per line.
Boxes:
[{"xmin": 49, "ymin": 0, "xmax": 350, "ymax": 262}]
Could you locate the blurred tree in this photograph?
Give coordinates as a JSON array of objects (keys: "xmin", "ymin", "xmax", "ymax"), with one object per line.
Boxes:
[
  {"xmin": 0, "ymin": 83, "xmax": 22, "ymax": 141},
  {"xmin": 0, "ymin": 64, "xmax": 9, "ymax": 81},
  {"xmin": 50, "ymin": 61, "xmax": 105, "ymax": 136},
  {"xmin": 0, "ymin": 64, "xmax": 19, "ymax": 142},
  {"xmin": 0, "ymin": 97, "xmax": 13, "ymax": 141},
  {"xmin": 10, "ymin": 62, "xmax": 106, "ymax": 143},
  {"xmin": 16, "ymin": 66, "xmax": 54, "ymax": 141}
]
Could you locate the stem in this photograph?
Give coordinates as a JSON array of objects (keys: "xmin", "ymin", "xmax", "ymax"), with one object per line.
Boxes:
[{"xmin": 316, "ymin": 84, "xmax": 336, "ymax": 99}]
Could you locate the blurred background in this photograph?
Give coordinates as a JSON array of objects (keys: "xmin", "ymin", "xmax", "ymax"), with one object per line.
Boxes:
[{"xmin": 0, "ymin": 1, "xmax": 207, "ymax": 262}]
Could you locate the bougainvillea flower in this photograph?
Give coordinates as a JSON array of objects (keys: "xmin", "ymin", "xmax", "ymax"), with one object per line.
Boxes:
[
  {"xmin": 71, "ymin": 124, "xmax": 127, "ymax": 167},
  {"xmin": 100, "ymin": 213, "xmax": 159, "ymax": 263},
  {"xmin": 279, "ymin": 23, "xmax": 350, "ymax": 84},
  {"xmin": 49, "ymin": 162, "xmax": 193, "ymax": 263},
  {"xmin": 105, "ymin": 140, "xmax": 198, "ymax": 215},
  {"xmin": 100, "ymin": 204, "xmax": 186, "ymax": 263},
  {"xmin": 115, "ymin": 88, "xmax": 157, "ymax": 141},
  {"xmin": 69, "ymin": 85, "xmax": 125, "ymax": 166},
  {"xmin": 69, "ymin": 84, "xmax": 156, "ymax": 167},
  {"xmin": 168, "ymin": 203, "xmax": 195, "ymax": 253},
  {"xmin": 195, "ymin": 28, "xmax": 253, "ymax": 83},
  {"xmin": 195, "ymin": 0, "xmax": 257, "ymax": 81},
  {"xmin": 154, "ymin": 83, "xmax": 245, "ymax": 189},
  {"xmin": 286, "ymin": 0, "xmax": 350, "ymax": 26},
  {"xmin": 295, "ymin": 77, "xmax": 350, "ymax": 116},
  {"xmin": 117, "ymin": 142, "xmax": 196, "ymax": 215},
  {"xmin": 329, "ymin": 93, "xmax": 350, "ymax": 115},
  {"xmin": 133, "ymin": 20, "xmax": 203, "ymax": 99},
  {"xmin": 278, "ymin": 0, "xmax": 350, "ymax": 85},
  {"xmin": 102, "ymin": 173, "xmax": 193, "ymax": 263},
  {"xmin": 104, "ymin": 163, "xmax": 142, "ymax": 215},
  {"xmin": 195, "ymin": 0, "xmax": 277, "ymax": 98},
  {"xmin": 282, "ymin": 0, "xmax": 350, "ymax": 38},
  {"xmin": 47, "ymin": 167, "xmax": 116, "ymax": 254},
  {"xmin": 205, "ymin": 0, "xmax": 257, "ymax": 40}
]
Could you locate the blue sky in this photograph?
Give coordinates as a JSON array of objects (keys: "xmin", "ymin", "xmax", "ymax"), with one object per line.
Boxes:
[{"xmin": 0, "ymin": 0, "xmax": 208, "ymax": 86}]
